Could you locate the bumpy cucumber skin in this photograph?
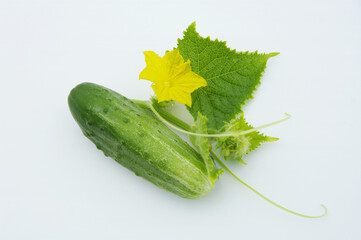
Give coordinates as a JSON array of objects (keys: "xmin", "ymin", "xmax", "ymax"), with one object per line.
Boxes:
[{"xmin": 68, "ymin": 82, "xmax": 213, "ymax": 199}]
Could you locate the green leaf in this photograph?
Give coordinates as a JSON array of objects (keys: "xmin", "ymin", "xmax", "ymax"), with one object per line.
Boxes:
[
  {"xmin": 178, "ymin": 22, "xmax": 279, "ymax": 130},
  {"xmin": 190, "ymin": 112, "xmax": 223, "ymax": 184},
  {"xmin": 216, "ymin": 112, "xmax": 278, "ymax": 164}
]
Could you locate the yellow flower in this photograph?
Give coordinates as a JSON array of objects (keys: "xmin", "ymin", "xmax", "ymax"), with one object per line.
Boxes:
[{"xmin": 139, "ymin": 49, "xmax": 207, "ymax": 107}]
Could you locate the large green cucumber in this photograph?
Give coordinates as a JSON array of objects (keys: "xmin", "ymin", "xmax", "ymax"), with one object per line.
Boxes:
[{"xmin": 68, "ymin": 82, "xmax": 213, "ymax": 199}]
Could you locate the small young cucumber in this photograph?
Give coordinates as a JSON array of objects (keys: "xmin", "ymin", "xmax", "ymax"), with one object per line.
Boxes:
[{"xmin": 68, "ymin": 82, "xmax": 213, "ymax": 199}]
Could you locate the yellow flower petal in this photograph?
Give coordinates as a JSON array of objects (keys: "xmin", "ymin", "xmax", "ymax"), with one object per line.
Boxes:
[
  {"xmin": 169, "ymin": 88, "xmax": 192, "ymax": 106},
  {"xmin": 169, "ymin": 60, "xmax": 192, "ymax": 80},
  {"xmin": 172, "ymin": 71, "xmax": 207, "ymax": 92},
  {"xmin": 152, "ymin": 84, "xmax": 171, "ymax": 102},
  {"xmin": 139, "ymin": 51, "xmax": 164, "ymax": 84},
  {"xmin": 139, "ymin": 49, "xmax": 207, "ymax": 106},
  {"xmin": 162, "ymin": 49, "xmax": 185, "ymax": 77}
]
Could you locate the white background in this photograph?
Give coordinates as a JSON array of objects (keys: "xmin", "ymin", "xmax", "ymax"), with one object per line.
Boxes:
[{"xmin": 1, "ymin": 0, "xmax": 360, "ymax": 239}]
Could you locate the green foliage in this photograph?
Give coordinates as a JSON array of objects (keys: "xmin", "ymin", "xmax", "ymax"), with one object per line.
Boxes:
[
  {"xmin": 216, "ymin": 112, "xmax": 278, "ymax": 164},
  {"xmin": 178, "ymin": 22, "xmax": 279, "ymax": 130}
]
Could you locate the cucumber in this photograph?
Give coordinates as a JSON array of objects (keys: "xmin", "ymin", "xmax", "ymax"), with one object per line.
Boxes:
[{"xmin": 68, "ymin": 82, "xmax": 213, "ymax": 199}]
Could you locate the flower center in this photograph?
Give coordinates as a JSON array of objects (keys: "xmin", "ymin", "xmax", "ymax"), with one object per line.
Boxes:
[{"xmin": 164, "ymin": 81, "xmax": 171, "ymax": 88}]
